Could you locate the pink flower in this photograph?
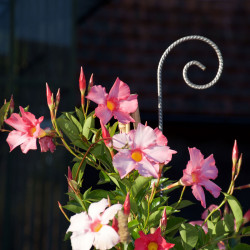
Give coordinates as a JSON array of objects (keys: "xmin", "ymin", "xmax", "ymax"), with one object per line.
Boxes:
[
  {"xmin": 135, "ymin": 227, "xmax": 174, "ymax": 250},
  {"xmin": 5, "ymin": 107, "xmax": 45, "ymax": 153},
  {"xmin": 86, "ymin": 78, "xmax": 138, "ymax": 124},
  {"xmin": 112, "ymin": 123, "xmax": 176, "ymax": 179},
  {"xmin": 67, "ymin": 199, "xmax": 122, "ymax": 250},
  {"xmin": 39, "ymin": 136, "xmax": 56, "ymax": 153},
  {"xmin": 181, "ymin": 147, "xmax": 221, "ymax": 208}
]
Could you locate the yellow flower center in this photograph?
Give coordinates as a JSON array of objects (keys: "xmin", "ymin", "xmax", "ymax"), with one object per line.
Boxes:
[
  {"xmin": 191, "ymin": 173, "xmax": 198, "ymax": 183},
  {"xmin": 148, "ymin": 242, "xmax": 158, "ymax": 250},
  {"xmin": 107, "ymin": 100, "xmax": 115, "ymax": 111},
  {"xmin": 30, "ymin": 127, "xmax": 36, "ymax": 136},
  {"xmin": 131, "ymin": 150, "xmax": 142, "ymax": 162},
  {"xmin": 91, "ymin": 220, "xmax": 103, "ymax": 232}
]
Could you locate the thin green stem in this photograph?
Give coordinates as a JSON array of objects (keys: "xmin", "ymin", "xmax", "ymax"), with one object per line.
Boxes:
[{"xmin": 173, "ymin": 186, "xmax": 186, "ymax": 210}]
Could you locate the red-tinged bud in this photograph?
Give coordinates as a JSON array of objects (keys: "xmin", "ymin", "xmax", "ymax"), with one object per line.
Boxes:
[
  {"xmin": 243, "ymin": 209, "xmax": 250, "ymax": 224},
  {"xmin": 232, "ymin": 140, "xmax": 238, "ymax": 165},
  {"xmin": 107, "ymin": 195, "xmax": 111, "ymax": 207},
  {"xmin": 68, "ymin": 166, "xmax": 73, "ymax": 181},
  {"xmin": 55, "ymin": 88, "xmax": 60, "ymax": 108},
  {"xmin": 46, "ymin": 83, "xmax": 53, "ymax": 108},
  {"xmin": 235, "ymin": 153, "xmax": 243, "ymax": 178},
  {"xmin": 160, "ymin": 207, "xmax": 167, "ymax": 231},
  {"xmin": 10, "ymin": 95, "xmax": 14, "ymax": 114},
  {"xmin": 112, "ymin": 217, "xmax": 119, "ymax": 232},
  {"xmin": 79, "ymin": 66, "xmax": 86, "ymax": 92},
  {"xmin": 89, "ymin": 73, "xmax": 94, "ymax": 89},
  {"xmin": 58, "ymin": 201, "xmax": 70, "ymax": 222},
  {"xmin": 123, "ymin": 192, "xmax": 130, "ymax": 215},
  {"xmin": 100, "ymin": 120, "xmax": 111, "ymax": 146}
]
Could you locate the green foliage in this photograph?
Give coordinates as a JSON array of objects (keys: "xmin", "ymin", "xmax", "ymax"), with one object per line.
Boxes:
[
  {"xmin": 180, "ymin": 223, "xmax": 198, "ymax": 250},
  {"xmin": 0, "ymin": 102, "xmax": 10, "ymax": 128}
]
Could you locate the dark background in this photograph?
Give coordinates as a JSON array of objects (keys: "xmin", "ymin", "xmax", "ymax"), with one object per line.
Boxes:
[{"xmin": 0, "ymin": 0, "xmax": 250, "ymax": 249}]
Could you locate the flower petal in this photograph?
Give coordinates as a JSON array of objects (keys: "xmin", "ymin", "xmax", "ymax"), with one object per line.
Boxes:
[
  {"xmin": 20, "ymin": 137, "xmax": 37, "ymax": 153},
  {"xmin": 113, "ymin": 110, "xmax": 135, "ymax": 124},
  {"xmin": 143, "ymin": 145, "xmax": 174, "ymax": 164},
  {"xmin": 20, "ymin": 106, "xmax": 37, "ymax": 125},
  {"xmin": 93, "ymin": 225, "xmax": 120, "ymax": 250},
  {"xmin": 154, "ymin": 128, "xmax": 168, "ymax": 146},
  {"xmin": 201, "ymin": 154, "xmax": 218, "ymax": 180},
  {"xmin": 134, "ymin": 123, "xmax": 156, "ymax": 149},
  {"xmin": 112, "ymin": 133, "xmax": 132, "ymax": 151},
  {"xmin": 95, "ymin": 105, "xmax": 113, "ymax": 125},
  {"xmin": 119, "ymin": 94, "xmax": 138, "ymax": 113},
  {"xmin": 192, "ymin": 184, "xmax": 206, "ymax": 208},
  {"xmin": 201, "ymin": 179, "xmax": 221, "ymax": 198},
  {"xmin": 6, "ymin": 130, "xmax": 29, "ymax": 152},
  {"xmin": 136, "ymin": 158, "xmax": 159, "ymax": 178},
  {"xmin": 88, "ymin": 199, "xmax": 109, "ymax": 220},
  {"xmin": 70, "ymin": 231, "xmax": 94, "ymax": 250},
  {"xmin": 108, "ymin": 78, "xmax": 130, "ymax": 100},
  {"xmin": 86, "ymin": 85, "xmax": 108, "ymax": 105},
  {"xmin": 101, "ymin": 204, "xmax": 122, "ymax": 224},
  {"xmin": 5, "ymin": 113, "xmax": 29, "ymax": 132},
  {"xmin": 188, "ymin": 147, "xmax": 204, "ymax": 168},
  {"xmin": 113, "ymin": 152, "xmax": 135, "ymax": 179},
  {"xmin": 67, "ymin": 212, "xmax": 91, "ymax": 233}
]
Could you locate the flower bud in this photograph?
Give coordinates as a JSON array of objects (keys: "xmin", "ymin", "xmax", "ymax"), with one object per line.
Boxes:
[
  {"xmin": 89, "ymin": 73, "xmax": 94, "ymax": 89},
  {"xmin": 46, "ymin": 83, "xmax": 53, "ymax": 108},
  {"xmin": 55, "ymin": 88, "xmax": 60, "ymax": 111},
  {"xmin": 100, "ymin": 120, "xmax": 111, "ymax": 147},
  {"xmin": 160, "ymin": 207, "xmax": 167, "ymax": 232},
  {"xmin": 79, "ymin": 66, "xmax": 86, "ymax": 93},
  {"xmin": 123, "ymin": 192, "xmax": 130, "ymax": 215},
  {"xmin": 112, "ymin": 217, "xmax": 119, "ymax": 232},
  {"xmin": 232, "ymin": 140, "xmax": 238, "ymax": 166},
  {"xmin": 243, "ymin": 209, "xmax": 250, "ymax": 224}
]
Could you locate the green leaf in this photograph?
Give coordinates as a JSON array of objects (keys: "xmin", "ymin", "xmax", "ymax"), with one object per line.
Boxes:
[
  {"xmin": 172, "ymin": 200, "xmax": 194, "ymax": 210},
  {"xmin": 150, "ymin": 197, "xmax": 168, "ymax": 212},
  {"xmin": 64, "ymin": 232, "xmax": 72, "ymax": 241},
  {"xmin": 128, "ymin": 219, "xmax": 139, "ymax": 230},
  {"xmin": 72, "ymin": 161, "xmax": 87, "ymax": 185},
  {"xmin": 97, "ymin": 171, "xmax": 110, "ymax": 185},
  {"xmin": 0, "ymin": 102, "xmax": 10, "ymax": 128},
  {"xmin": 70, "ymin": 115, "xmax": 82, "ymax": 133},
  {"xmin": 131, "ymin": 176, "xmax": 152, "ymax": 198},
  {"xmin": 87, "ymin": 189, "xmax": 114, "ymax": 201},
  {"xmin": 165, "ymin": 216, "xmax": 186, "ymax": 235},
  {"xmin": 75, "ymin": 107, "xmax": 84, "ymax": 124},
  {"xmin": 63, "ymin": 204, "xmax": 83, "ymax": 213},
  {"xmin": 223, "ymin": 213, "xmax": 235, "ymax": 232},
  {"xmin": 82, "ymin": 112, "xmax": 94, "ymax": 139},
  {"xmin": 180, "ymin": 223, "xmax": 198, "ymax": 250},
  {"xmin": 242, "ymin": 226, "xmax": 250, "ymax": 235},
  {"xmin": 224, "ymin": 193, "xmax": 243, "ymax": 232},
  {"xmin": 109, "ymin": 121, "xmax": 118, "ymax": 136},
  {"xmin": 109, "ymin": 174, "xmax": 127, "ymax": 194},
  {"xmin": 233, "ymin": 244, "xmax": 250, "ymax": 250},
  {"xmin": 215, "ymin": 220, "xmax": 228, "ymax": 237},
  {"xmin": 148, "ymin": 210, "xmax": 164, "ymax": 228}
]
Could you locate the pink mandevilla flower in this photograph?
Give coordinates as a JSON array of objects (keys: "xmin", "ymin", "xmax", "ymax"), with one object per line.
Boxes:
[
  {"xmin": 5, "ymin": 106, "xmax": 46, "ymax": 153},
  {"xmin": 86, "ymin": 78, "xmax": 138, "ymax": 124},
  {"xmin": 135, "ymin": 227, "xmax": 175, "ymax": 250},
  {"xmin": 67, "ymin": 199, "xmax": 122, "ymax": 250},
  {"xmin": 112, "ymin": 123, "xmax": 176, "ymax": 179},
  {"xmin": 181, "ymin": 147, "xmax": 221, "ymax": 208},
  {"xmin": 39, "ymin": 136, "xmax": 56, "ymax": 153}
]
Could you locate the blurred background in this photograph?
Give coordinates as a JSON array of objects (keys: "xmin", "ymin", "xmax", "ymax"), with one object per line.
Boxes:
[{"xmin": 0, "ymin": 0, "xmax": 250, "ymax": 249}]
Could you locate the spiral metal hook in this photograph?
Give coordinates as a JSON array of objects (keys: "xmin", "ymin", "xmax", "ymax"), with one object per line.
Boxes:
[{"xmin": 157, "ymin": 35, "xmax": 223, "ymax": 131}]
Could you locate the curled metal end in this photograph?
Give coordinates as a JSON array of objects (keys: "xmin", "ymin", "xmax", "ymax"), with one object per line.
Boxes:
[{"xmin": 157, "ymin": 35, "xmax": 224, "ymax": 131}]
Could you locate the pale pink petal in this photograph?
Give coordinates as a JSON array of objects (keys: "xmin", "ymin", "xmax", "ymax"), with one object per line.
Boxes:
[
  {"xmin": 112, "ymin": 133, "xmax": 132, "ymax": 151},
  {"xmin": 154, "ymin": 128, "xmax": 168, "ymax": 146},
  {"xmin": 188, "ymin": 147, "xmax": 204, "ymax": 168},
  {"xmin": 108, "ymin": 78, "xmax": 130, "ymax": 100},
  {"xmin": 119, "ymin": 95, "xmax": 138, "ymax": 113},
  {"xmin": 88, "ymin": 199, "xmax": 109, "ymax": 220},
  {"xmin": 181, "ymin": 169, "xmax": 193, "ymax": 186},
  {"xmin": 6, "ymin": 130, "xmax": 29, "ymax": 152},
  {"xmin": 201, "ymin": 155, "xmax": 218, "ymax": 179},
  {"xmin": 201, "ymin": 204, "xmax": 220, "ymax": 220},
  {"xmin": 113, "ymin": 152, "xmax": 135, "ymax": 178},
  {"xmin": 39, "ymin": 137, "xmax": 56, "ymax": 153},
  {"xmin": 136, "ymin": 158, "xmax": 159, "ymax": 178},
  {"xmin": 113, "ymin": 110, "xmax": 135, "ymax": 124},
  {"xmin": 67, "ymin": 212, "xmax": 91, "ymax": 233},
  {"xmin": 86, "ymin": 85, "xmax": 108, "ymax": 105},
  {"xmin": 101, "ymin": 204, "xmax": 122, "ymax": 224},
  {"xmin": 93, "ymin": 225, "xmax": 120, "ymax": 250},
  {"xmin": 192, "ymin": 184, "xmax": 206, "ymax": 208},
  {"xmin": 5, "ymin": 113, "xmax": 29, "ymax": 132},
  {"xmin": 20, "ymin": 137, "xmax": 37, "ymax": 153},
  {"xmin": 19, "ymin": 106, "xmax": 37, "ymax": 123},
  {"xmin": 70, "ymin": 231, "xmax": 94, "ymax": 250},
  {"xmin": 143, "ymin": 145, "xmax": 174, "ymax": 164},
  {"xmin": 201, "ymin": 179, "xmax": 221, "ymax": 198},
  {"xmin": 134, "ymin": 123, "xmax": 156, "ymax": 149},
  {"xmin": 95, "ymin": 105, "xmax": 113, "ymax": 125}
]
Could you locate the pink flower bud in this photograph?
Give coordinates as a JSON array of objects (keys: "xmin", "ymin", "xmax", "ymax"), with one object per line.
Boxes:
[
  {"xmin": 160, "ymin": 207, "xmax": 167, "ymax": 229},
  {"xmin": 100, "ymin": 120, "xmax": 111, "ymax": 146},
  {"xmin": 46, "ymin": 83, "xmax": 53, "ymax": 108},
  {"xmin": 232, "ymin": 140, "xmax": 238, "ymax": 164},
  {"xmin": 68, "ymin": 166, "xmax": 73, "ymax": 181},
  {"xmin": 55, "ymin": 88, "xmax": 60, "ymax": 110},
  {"xmin": 123, "ymin": 192, "xmax": 130, "ymax": 215},
  {"xmin": 89, "ymin": 73, "xmax": 94, "ymax": 88},
  {"xmin": 79, "ymin": 66, "xmax": 86, "ymax": 93},
  {"xmin": 243, "ymin": 209, "xmax": 250, "ymax": 224}
]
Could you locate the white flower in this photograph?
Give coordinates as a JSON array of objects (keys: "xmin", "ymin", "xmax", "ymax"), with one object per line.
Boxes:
[{"xmin": 67, "ymin": 199, "xmax": 122, "ymax": 250}]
